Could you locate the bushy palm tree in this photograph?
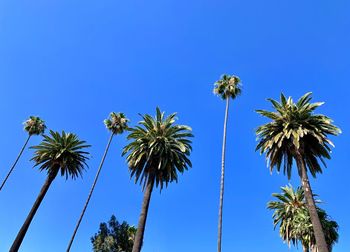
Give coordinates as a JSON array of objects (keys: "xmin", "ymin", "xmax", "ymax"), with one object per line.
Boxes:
[
  {"xmin": 213, "ymin": 74, "xmax": 241, "ymax": 252},
  {"xmin": 67, "ymin": 112, "xmax": 128, "ymax": 252},
  {"xmin": 268, "ymin": 185, "xmax": 339, "ymax": 252},
  {"xmin": 123, "ymin": 107, "xmax": 193, "ymax": 252},
  {"xmin": 268, "ymin": 185, "xmax": 304, "ymax": 249},
  {"xmin": 256, "ymin": 92, "xmax": 340, "ymax": 252},
  {"xmin": 10, "ymin": 130, "xmax": 90, "ymax": 252},
  {"xmin": 0, "ymin": 116, "xmax": 46, "ymax": 191}
]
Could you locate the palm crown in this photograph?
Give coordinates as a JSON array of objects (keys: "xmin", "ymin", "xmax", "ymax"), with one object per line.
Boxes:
[
  {"xmin": 24, "ymin": 116, "xmax": 46, "ymax": 135},
  {"xmin": 123, "ymin": 107, "xmax": 193, "ymax": 190},
  {"xmin": 268, "ymin": 185, "xmax": 338, "ymax": 250},
  {"xmin": 31, "ymin": 130, "xmax": 90, "ymax": 179},
  {"xmin": 268, "ymin": 185, "xmax": 306, "ymax": 247},
  {"xmin": 104, "ymin": 112, "xmax": 129, "ymax": 134},
  {"xmin": 256, "ymin": 92, "xmax": 341, "ymax": 178},
  {"xmin": 213, "ymin": 74, "xmax": 242, "ymax": 100}
]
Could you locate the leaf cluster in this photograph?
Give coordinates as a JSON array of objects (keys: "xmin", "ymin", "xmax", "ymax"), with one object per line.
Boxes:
[
  {"xmin": 23, "ymin": 116, "xmax": 46, "ymax": 135},
  {"xmin": 256, "ymin": 92, "xmax": 341, "ymax": 179},
  {"xmin": 30, "ymin": 130, "xmax": 90, "ymax": 179},
  {"xmin": 268, "ymin": 185, "xmax": 339, "ymax": 251},
  {"xmin": 213, "ymin": 74, "xmax": 242, "ymax": 100},
  {"xmin": 104, "ymin": 112, "xmax": 129, "ymax": 135},
  {"xmin": 123, "ymin": 107, "xmax": 193, "ymax": 191}
]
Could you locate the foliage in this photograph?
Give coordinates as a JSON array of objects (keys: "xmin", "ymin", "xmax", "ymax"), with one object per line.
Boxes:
[
  {"xmin": 91, "ymin": 215, "xmax": 137, "ymax": 252},
  {"xmin": 123, "ymin": 107, "xmax": 193, "ymax": 190},
  {"xmin": 23, "ymin": 116, "xmax": 46, "ymax": 135},
  {"xmin": 30, "ymin": 130, "xmax": 90, "ymax": 178},
  {"xmin": 213, "ymin": 74, "xmax": 242, "ymax": 100},
  {"xmin": 268, "ymin": 185, "xmax": 339, "ymax": 251},
  {"xmin": 256, "ymin": 92, "xmax": 340, "ymax": 179},
  {"xmin": 104, "ymin": 112, "xmax": 129, "ymax": 135}
]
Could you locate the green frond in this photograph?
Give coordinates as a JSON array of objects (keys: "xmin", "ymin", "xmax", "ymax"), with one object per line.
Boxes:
[
  {"xmin": 30, "ymin": 130, "xmax": 90, "ymax": 179},
  {"xmin": 123, "ymin": 108, "xmax": 193, "ymax": 191},
  {"xmin": 213, "ymin": 74, "xmax": 242, "ymax": 100},
  {"xmin": 268, "ymin": 185, "xmax": 338, "ymax": 250},
  {"xmin": 280, "ymin": 93, "xmax": 287, "ymax": 107},
  {"xmin": 256, "ymin": 92, "xmax": 340, "ymax": 178},
  {"xmin": 104, "ymin": 112, "xmax": 129, "ymax": 134},
  {"xmin": 23, "ymin": 116, "xmax": 46, "ymax": 135}
]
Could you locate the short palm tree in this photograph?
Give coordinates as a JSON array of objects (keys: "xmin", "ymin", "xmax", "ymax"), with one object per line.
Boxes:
[
  {"xmin": 213, "ymin": 74, "xmax": 241, "ymax": 252},
  {"xmin": 10, "ymin": 130, "xmax": 90, "ymax": 252},
  {"xmin": 256, "ymin": 92, "xmax": 340, "ymax": 252},
  {"xmin": 67, "ymin": 112, "xmax": 129, "ymax": 252},
  {"xmin": 0, "ymin": 116, "xmax": 46, "ymax": 191},
  {"xmin": 268, "ymin": 185, "xmax": 339, "ymax": 252},
  {"xmin": 268, "ymin": 185, "xmax": 304, "ymax": 249},
  {"xmin": 123, "ymin": 107, "xmax": 193, "ymax": 252}
]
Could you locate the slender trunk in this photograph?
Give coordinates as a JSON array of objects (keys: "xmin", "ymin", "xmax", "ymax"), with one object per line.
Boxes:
[
  {"xmin": 10, "ymin": 169, "xmax": 58, "ymax": 252},
  {"xmin": 132, "ymin": 178, "xmax": 154, "ymax": 252},
  {"xmin": 296, "ymin": 153, "xmax": 329, "ymax": 252},
  {"xmin": 0, "ymin": 135, "xmax": 31, "ymax": 191},
  {"xmin": 302, "ymin": 244, "xmax": 310, "ymax": 252},
  {"xmin": 217, "ymin": 98, "xmax": 230, "ymax": 252},
  {"xmin": 311, "ymin": 245, "xmax": 318, "ymax": 252},
  {"xmin": 66, "ymin": 133, "xmax": 114, "ymax": 252}
]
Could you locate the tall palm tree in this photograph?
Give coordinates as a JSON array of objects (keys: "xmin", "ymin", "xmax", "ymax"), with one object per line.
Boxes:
[
  {"xmin": 268, "ymin": 185, "xmax": 339, "ymax": 252},
  {"xmin": 123, "ymin": 107, "xmax": 193, "ymax": 252},
  {"xmin": 256, "ymin": 92, "xmax": 341, "ymax": 252},
  {"xmin": 10, "ymin": 130, "xmax": 90, "ymax": 252},
  {"xmin": 67, "ymin": 112, "xmax": 129, "ymax": 252},
  {"xmin": 213, "ymin": 74, "xmax": 242, "ymax": 252},
  {"xmin": 0, "ymin": 116, "xmax": 46, "ymax": 191}
]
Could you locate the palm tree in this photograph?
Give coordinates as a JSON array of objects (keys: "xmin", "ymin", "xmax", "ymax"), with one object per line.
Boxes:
[
  {"xmin": 123, "ymin": 107, "xmax": 193, "ymax": 252},
  {"xmin": 267, "ymin": 185, "xmax": 304, "ymax": 249},
  {"xmin": 213, "ymin": 74, "xmax": 242, "ymax": 252},
  {"xmin": 10, "ymin": 130, "xmax": 90, "ymax": 252},
  {"xmin": 67, "ymin": 112, "xmax": 129, "ymax": 252},
  {"xmin": 268, "ymin": 185, "xmax": 339, "ymax": 252},
  {"xmin": 256, "ymin": 92, "xmax": 341, "ymax": 252},
  {"xmin": 0, "ymin": 116, "xmax": 46, "ymax": 191}
]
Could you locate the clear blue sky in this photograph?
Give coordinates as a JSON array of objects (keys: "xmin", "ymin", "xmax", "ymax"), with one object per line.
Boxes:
[{"xmin": 0, "ymin": 1, "xmax": 349, "ymax": 251}]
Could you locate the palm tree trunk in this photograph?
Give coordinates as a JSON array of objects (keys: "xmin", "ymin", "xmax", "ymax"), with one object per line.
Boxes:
[
  {"xmin": 217, "ymin": 98, "xmax": 230, "ymax": 252},
  {"xmin": 10, "ymin": 169, "xmax": 58, "ymax": 252},
  {"xmin": 296, "ymin": 153, "xmax": 329, "ymax": 252},
  {"xmin": 311, "ymin": 245, "xmax": 318, "ymax": 252},
  {"xmin": 0, "ymin": 135, "xmax": 31, "ymax": 191},
  {"xmin": 66, "ymin": 133, "xmax": 114, "ymax": 252},
  {"xmin": 302, "ymin": 244, "xmax": 310, "ymax": 252},
  {"xmin": 132, "ymin": 178, "xmax": 154, "ymax": 252}
]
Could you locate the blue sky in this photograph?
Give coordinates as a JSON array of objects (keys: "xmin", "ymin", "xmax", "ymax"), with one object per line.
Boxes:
[{"xmin": 0, "ymin": 1, "xmax": 349, "ymax": 251}]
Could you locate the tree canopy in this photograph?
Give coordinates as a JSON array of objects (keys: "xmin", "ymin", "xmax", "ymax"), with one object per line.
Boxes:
[{"xmin": 91, "ymin": 215, "xmax": 136, "ymax": 252}]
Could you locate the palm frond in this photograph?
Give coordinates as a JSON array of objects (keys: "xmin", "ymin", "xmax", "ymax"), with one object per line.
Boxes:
[
  {"xmin": 213, "ymin": 74, "xmax": 242, "ymax": 100},
  {"xmin": 104, "ymin": 112, "xmax": 129, "ymax": 134},
  {"xmin": 256, "ymin": 92, "xmax": 340, "ymax": 178},
  {"xmin": 123, "ymin": 108, "xmax": 193, "ymax": 191},
  {"xmin": 30, "ymin": 130, "xmax": 90, "ymax": 179},
  {"xmin": 268, "ymin": 185, "xmax": 338, "ymax": 250},
  {"xmin": 23, "ymin": 116, "xmax": 46, "ymax": 135}
]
